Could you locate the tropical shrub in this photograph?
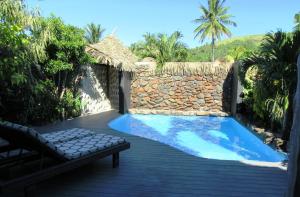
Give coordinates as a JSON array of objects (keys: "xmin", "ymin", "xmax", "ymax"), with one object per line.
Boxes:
[
  {"xmin": 0, "ymin": 0, "xmax": 51, "ymax": 123},
  {"xmin": 0, "ymin": 0, "xmax": 92, "ymax": 124},
  {"xmin": 239, "ymin": 30, "xmax": 300, "ymax": 143},
  {"xmin": 28, "ymin": 80, "xmax": 60, "ymax": 122},
  {"xmin": 130, "ymin": 31, "xmax": 188, "ymax": 68}
]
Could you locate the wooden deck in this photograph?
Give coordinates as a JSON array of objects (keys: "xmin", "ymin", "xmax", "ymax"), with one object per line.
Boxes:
[{"xmin": 30, "ymin": 110, "xmax": 288, "ymax": 197}]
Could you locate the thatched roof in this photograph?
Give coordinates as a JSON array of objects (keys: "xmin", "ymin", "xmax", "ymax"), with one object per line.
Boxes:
[
  {"xmin": 135, "ymin": 61, "xmax": 233, "ymax": 76},
  {"xmin": 140, "ymin": 57, "xmax": 156, "ymax": 62},
  {"xmin": 86, "ymin": 35, "xmax": 138, "ymax": 72}
]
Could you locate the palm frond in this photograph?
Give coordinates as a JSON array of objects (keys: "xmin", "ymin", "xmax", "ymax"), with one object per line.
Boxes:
[
  {"xmin": 85, "ymin": 23, "xmax": 105, "ymax": 44},
  {"xmin": 193, "ymin": 0, "xmax": 236, "ymax": 62},
  {"xmin": 294, "ymin": 12, "xmax": 300, "ymax": 31}
]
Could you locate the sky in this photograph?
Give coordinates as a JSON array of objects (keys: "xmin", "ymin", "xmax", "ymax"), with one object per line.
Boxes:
[{"xmin": 26, "ymin": 0, "xmax": 300, "ymax": 48}]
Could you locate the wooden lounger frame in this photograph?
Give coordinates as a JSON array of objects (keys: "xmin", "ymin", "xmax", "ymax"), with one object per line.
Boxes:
[{"xmin": 0, "ymin": 126, "xmax": 130, "ymax": 196}]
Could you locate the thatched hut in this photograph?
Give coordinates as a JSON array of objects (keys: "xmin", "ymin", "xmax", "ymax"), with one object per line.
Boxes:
[
  {"xmin": 86, "ymin": 35, "xmax": 137, "ymax": 72},
  {"xmin": 82, "ymin": 35, "xmax": 137, "ymax": 115}
]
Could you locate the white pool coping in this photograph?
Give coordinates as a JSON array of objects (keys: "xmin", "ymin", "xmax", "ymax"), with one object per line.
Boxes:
[{"xmin": 239, "ymin": 159, "xmax": 287, "ymax": 170}]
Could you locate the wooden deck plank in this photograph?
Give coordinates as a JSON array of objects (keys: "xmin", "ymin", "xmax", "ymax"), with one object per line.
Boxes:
[{"xmin": 29, "ymin": 111, "xmax": 287, "ymax": 197}]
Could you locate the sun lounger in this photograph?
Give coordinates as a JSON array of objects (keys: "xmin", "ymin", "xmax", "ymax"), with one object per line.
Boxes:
[{"xmin": 0, "ymin": 121, "xmax": 130, "ymax": 195}]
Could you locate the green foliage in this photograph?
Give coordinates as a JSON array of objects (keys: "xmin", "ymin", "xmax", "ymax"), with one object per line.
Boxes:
[
  {"xmin": 38, "ymin": 16, "xmax": 91, "ymax": 121},
  {"xmin": 130, "ymin": 31, "xmax": 188, "ymax": 68},
  {"xmin": 239, "ymin": 30, "xmax": 300, "ymax": 133},
  {"xmin": 0, "ymin": 0, "xmax": 49, "ymax": 123},
  {"xmin": 227, "ymin": 46, "xmax": 248, "ymax": 61},
  {"xmin": 28, "ymin": 80, "xmax": 59, "ymax": 122},
  {"xmin": 58, "ymin": 90, "xmax": 82, "ymax": 118},
  {"xmin": 0, "ymin": 21, "xmax": 29, "ymax": 85},
  {"xmin": 11, "ymin": 73, "xmax": 27, "ymax": 85},
  {"xmin": 265, "ymin": 93, "xmax": 289, "ymax": 124},
  {"xmin": 193, "ymin": 0, "xmax": 237, "ymax": 62},
  {"xmin": 187, "ymin": 35, "xmax": 262, "ymax": 62},
  {"xmin": 45, "ymin": 60, "xmax": 73, "ymax": 74},
  {"xmin": 0, "ymin": 1, "xmax": 92, "ymax": 124},
  {"xmin": 85, "ymin": 23, "xmax": 105, "ymax": 44},
  {"xmin": 294, "ymin": 12, "xmax": 300, "ymax": 32}
]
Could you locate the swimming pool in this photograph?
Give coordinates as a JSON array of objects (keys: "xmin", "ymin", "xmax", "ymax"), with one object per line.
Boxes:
[{"xmin": 108, "ymin": 114, "xmax": 286, "ymax": 162}]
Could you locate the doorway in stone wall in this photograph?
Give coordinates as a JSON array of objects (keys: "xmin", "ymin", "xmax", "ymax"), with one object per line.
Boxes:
[{"xmin": 118, "ymin": 71, "xmax": 131, "ymax": 114}]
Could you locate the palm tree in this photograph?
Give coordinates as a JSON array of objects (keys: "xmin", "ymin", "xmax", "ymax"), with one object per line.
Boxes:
[
  {"xmin": 85, "ymin": 23, "xmax": 105, "ymax": 44},
  {"xmin": 294, "ymin": 12, "xmax": 300, "ymax": 32},
  {"xmin": 193, "ymin": 0, "xmax": 236, "ymax": 62},
  {"xmin": 240, "ymin": 31, "xmax": 300, "ymax": 147},
  {"xmin": 131, "ymin": 31, "xmax": 188, "ymax": 68}
]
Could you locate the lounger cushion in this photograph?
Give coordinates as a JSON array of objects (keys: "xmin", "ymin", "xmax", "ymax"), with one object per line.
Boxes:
[
  {"xmin": 0, "ymin": 121, "xmax": 127, "ymax": 160},
  {"xmin": 53, "ymin": 133, "xmax": 126, "ymax": 159},
  {"xmin": 0, "ymin": 121, "xmax": 47, "ymax": 144},
  {"xmin": 0, "ymin": 121, "xmax": 66, "ymax": 157},
  {"xmin": 42, "ymin": 128, "xmax": 95, "ymax": 144}
]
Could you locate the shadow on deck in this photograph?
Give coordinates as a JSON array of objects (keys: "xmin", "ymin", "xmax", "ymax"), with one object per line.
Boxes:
[{"xmin": 29, "ymin": 110, "xmax": 288, "ymax": 197}]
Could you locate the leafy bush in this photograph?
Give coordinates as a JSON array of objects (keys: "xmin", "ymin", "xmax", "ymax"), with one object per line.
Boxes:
[
  {"xmin": 58, "ymin": 90, "xmax": 82, "ymax": 119},
  {"xmin": 239, "ymin": 30, "xmax": 300, "ymax": 141},
  {"xmin": 27, "ymin": 80, "xmax": 60, "ymax": 123},
  {"xmin": 130, "ymin": 31, "xmax": 188, "ymax": 68},
  {"xmin": 0, "ymin": 1, "xmax": 92, "ymax": 124}
]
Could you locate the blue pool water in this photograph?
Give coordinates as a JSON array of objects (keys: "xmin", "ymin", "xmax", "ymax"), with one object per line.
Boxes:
[{"xmin": 108, "ymin": 114, "xmax": 286, "ymax": 162}]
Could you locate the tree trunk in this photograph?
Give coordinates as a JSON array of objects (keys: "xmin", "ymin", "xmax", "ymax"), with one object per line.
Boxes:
[
  {"xmin": 211, "ymin": 36, "xmax": 215, "ymax": 62},
  {"xmin": 59, "ymin": 71, "xmax": 68, "ymax": 99},
  {"xmin": 26, "ymin": 64, "xmax": 36, "ymax": 90},
  {"xmin": 287, "ymin": 54, "xmax": 300, "ymax": 197},
  {"xmin": 59, "ymin": 72, "xmax": 68, "ymax": 120},
  {"xmin": 57, "ymin": 71, "xmax": 61, "ymax": 92}
]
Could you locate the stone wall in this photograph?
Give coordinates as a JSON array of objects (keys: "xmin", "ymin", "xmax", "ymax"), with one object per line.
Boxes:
[
  {"xmin": 80, "ymin": 65, "xmax": 112, "ymax": 115},
  {"xmin": 131, "ymin": 64, "xmax": 233, "ymax": 115}
]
